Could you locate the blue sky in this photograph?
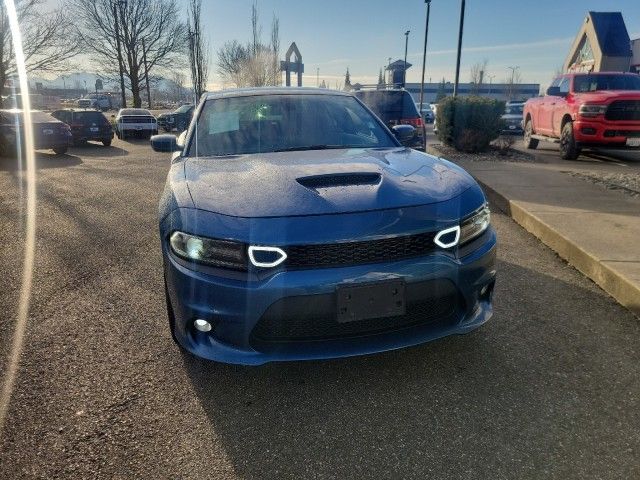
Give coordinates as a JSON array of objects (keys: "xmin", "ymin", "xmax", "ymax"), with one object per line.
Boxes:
[
  {"xmin": 43, "ymin": 0, "xmax": 640, "ymax": 88},
  {"xmin": 201, "ymin": 0, "xmax": 640, "ymax": 88}
]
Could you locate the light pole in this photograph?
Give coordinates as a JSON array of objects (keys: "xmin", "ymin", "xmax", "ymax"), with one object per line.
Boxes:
[
  {"xmin": 453, "ymin": 0, "xmax": 465, "ymax": 97},
  {"xmin": 488, "ymin": 74, "xmax": 495, "ymax": 95},
  {"xmin": 387, "ymin": 57, "xmax": 392, "ymax": 85},
  {"xmin": 419, "ymin": 0, "xmax": 432, "ymax": 113},
  {"xmin": 403, "ymin": 30, "xmax": 410, "ymax": 88},
  {"xmin": 113, "ymin": 0, "xmax": 127, "ymax": 108},
  {"xmin": 507, "ymin": 66, "xmax": 520, "ymax": 100},
  {"xmin": 317, "ymin": 67, "xmax": 319, "ymax": 87}
]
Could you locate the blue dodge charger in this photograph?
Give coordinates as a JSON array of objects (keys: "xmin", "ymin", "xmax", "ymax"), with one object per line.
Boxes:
[{"xmin": 152, "ymin": 88, "xmax": 496, "ymax": 365}]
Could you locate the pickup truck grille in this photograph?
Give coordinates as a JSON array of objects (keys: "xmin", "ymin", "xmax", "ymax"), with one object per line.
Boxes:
[{"xmin": 605, "ymin": 101, "xmax": 640, "ymax": 121}]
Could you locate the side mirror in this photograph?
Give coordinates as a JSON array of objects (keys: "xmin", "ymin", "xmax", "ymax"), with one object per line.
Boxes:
[
  {"xmin": 391, "ymin": 124, "xmax": 416, "ymax": 145},
  {"xmin": 150, "ymin": 134, "xmax": 182, "ymax": 153}
]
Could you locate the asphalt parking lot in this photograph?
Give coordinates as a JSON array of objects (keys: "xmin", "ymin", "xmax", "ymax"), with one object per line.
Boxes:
[{"xmin": 1, "ymin": 139, "xmax": 639, "ymax": 479}]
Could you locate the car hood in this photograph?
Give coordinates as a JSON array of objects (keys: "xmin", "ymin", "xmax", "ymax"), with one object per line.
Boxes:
[
  {"xmin": 183, "ymin": 148, "xmax": 476, "ymax": 217},
  {"xmin": 573, "ymin": 90, "xmax": 640, "ymax": 102}
]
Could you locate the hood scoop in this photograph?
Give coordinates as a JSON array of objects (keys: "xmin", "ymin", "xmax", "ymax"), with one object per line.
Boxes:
[{"xmin": 296, "ymin": 172, "xmax": 381, "ymax": 191}]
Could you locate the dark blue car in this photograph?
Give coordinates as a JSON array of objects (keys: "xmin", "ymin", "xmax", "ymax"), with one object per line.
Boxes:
[{"xmin": 153, "ymin": 88, "xmax": 496, "ymax": 365}]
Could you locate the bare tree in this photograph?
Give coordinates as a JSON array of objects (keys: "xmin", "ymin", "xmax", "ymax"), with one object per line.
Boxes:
[
  {"xmin": 0, "ymin": 0, "xmax": 80, "ymax": 92},
  {"xmin": 505, "ymin": 69, "xmax": 523, "ymax": 101},
  {"xmin": 469, "ymin": 59, "xmax": 488, "ymax": 95},
  {"xmin": 73, "ymin": 0, "xmax": 187, "ymax": 107},
  {"xmin": 270, "ymin": 15, "xmax": 281, "ymax": 85},
  {"xmin": 187, "ymin": 0, "xmax": 209, "ymax": 102},
  {"xmin": 216, "ymin": 3, "xmax": 280, "ymax": 88},
  {"xmin": 170, "ymin": 71, "xmax": 186, "ymax": 103}
]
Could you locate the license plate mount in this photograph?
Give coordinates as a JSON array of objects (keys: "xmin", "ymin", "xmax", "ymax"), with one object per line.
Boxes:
[
  {"xmin": 626, "ymin": 137, "xmax": 640, "ymax": 147},
  {"xmin": 336, "ymin": 280, "xmax": 406, "ymax": 323}
]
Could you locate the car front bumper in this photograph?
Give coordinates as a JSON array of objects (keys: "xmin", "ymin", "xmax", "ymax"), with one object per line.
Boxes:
[
  {"xmin": 574, "ymin": 119, "xmax": 640, "ymax": 148},
  {"xmin": 163, "ymin": 229, "xmax": 497, "ymax": 365}
]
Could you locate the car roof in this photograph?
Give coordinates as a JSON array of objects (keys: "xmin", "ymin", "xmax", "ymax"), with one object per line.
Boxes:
[
  {"xmin": 204, "ymin": 87, "xmax": 352, "ymax": 100},
  {"xmin": 118, "ymin": 108, "xmax": 152, "ymax": 115}
]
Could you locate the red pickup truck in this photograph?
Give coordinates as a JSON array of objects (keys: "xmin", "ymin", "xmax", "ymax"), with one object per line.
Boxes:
[{"xmin": 523, "ymin": 72, "xmax": 640, "ymax": 159}]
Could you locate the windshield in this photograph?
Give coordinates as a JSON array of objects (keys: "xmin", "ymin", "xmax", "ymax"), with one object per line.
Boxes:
[
  {"xmin": 573, "ymin": 74, "xmax": 640, "ymax": 92},
  {"xmin": 505, "ymin": 104, "xmax": 523, "ymax": 114},
  {"xmin": 353, "ymin": 90, "xmax": 419, "ymax": 122},
  {"xmin": 72, "ymin": 111, "xmax": 109, "ymax": 124},
  {"xmin": 188, "ymin": 94, "xmax": 396, "ymax": 156},
  {"xmin": 0, "ymin": 110, "xmax": 55, "ymax": 123},
  {"xmin": 175, "ymin": 105, "xmax": 192, "ymax": 113}
]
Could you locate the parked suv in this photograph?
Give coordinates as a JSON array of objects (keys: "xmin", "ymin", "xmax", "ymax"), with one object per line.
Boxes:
[
  {"xmin": 51, "ymin": 109, "xmax": 114, "ymax": 146},
  {"xmin": 502, "ymin": 102, "xmax": 524, "ymax": 134},
  {"xmin": 523, "ymin": 72, "xmax": 640, "ymax": 159},
  {"xmin": 353, "ymin": 89, "xmax": 426, "ymax": 150},
  {"xmin": 158, "ymin": 104, "xmax": 195, "ymax": 133},
  {"xmin": 77, "ymin": 93, "xmax": 113, "ymax": 111}
]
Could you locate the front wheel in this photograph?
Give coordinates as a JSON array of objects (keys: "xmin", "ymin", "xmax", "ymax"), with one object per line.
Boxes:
[
  {"xmin": 53, "ymin": 146, "xmax": 68, "ymax": 155},
  {"xmin": 102, "ymin": 139, "xmax": 112, "ymax": 147},
  {"xmin": 523, "ymin": 119, "xmax": 538, "ymax": 149},
  {"xmin": 559, "ymin": 122, "xmax": 580, "ymax": 160}
]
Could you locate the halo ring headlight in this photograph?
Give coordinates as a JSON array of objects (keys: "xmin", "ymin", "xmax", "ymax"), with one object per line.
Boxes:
[
  {"xmin": 434, "ymin": 225, "xmax": 461, "ymax": 249},
  {"xmin": 248, "ymin": 246, "xmax": 288, "ymax": 268}
]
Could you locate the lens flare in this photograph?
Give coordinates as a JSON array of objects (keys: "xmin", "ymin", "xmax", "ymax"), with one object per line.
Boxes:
[{"xmin": 0, "ymin": 0, "xmax": 38, "ymax": 436}]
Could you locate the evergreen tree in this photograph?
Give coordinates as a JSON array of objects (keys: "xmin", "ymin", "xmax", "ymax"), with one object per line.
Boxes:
[
  {"xmin": 344, "ymin": 68, "xmax": 352, "ymax": 91},
  {"xmin": 377, "ymin": 68, "xmax": 384, "ymax": 89}
]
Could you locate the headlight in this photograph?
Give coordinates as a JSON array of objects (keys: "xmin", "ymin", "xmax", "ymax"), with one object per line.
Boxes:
[
  {"xmin": 459, "ymin": 204, "xmax": 491, "ymax": 245},
  {"xmin": 169, "ymin": 232, "xmax": 288, "ymax": 270},
  {"xmin": 169, "ymin": 231, "xmax": 247, "ymax": 270},
  {"xmin": 579, "ymin": 104, "xmax": 607, "ymax": 117}
]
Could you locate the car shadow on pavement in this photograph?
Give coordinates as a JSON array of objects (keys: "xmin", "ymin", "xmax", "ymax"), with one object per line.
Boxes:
[
  {"xmin": 179, "ymin": 258, "xmax": 640, "ymax": 479},
  {"xmin": 0, "ymin": 152, "xmax": 82, "ymax": 171},
  {"xmin": 70, "ymin": 143, "xmax": 129, "ymax": 158}
]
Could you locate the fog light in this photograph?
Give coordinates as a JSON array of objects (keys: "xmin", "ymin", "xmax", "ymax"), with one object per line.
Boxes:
[{"xmin": 193, "ymin": 319, "xmax": 212, "ymax": 332}]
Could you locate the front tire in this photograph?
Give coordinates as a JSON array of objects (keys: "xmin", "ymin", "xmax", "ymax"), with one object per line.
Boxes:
[
  {"xmin": 523, "ymin": 119, "xmax": 538, "ymax": 149},
  {"xmin": 53, "ymin": 146, "xmax": 68, "ymax": 155},
  {"xmin": 559, "ymin": 122, "xmax": 580, "ymax": 160},
  {"xmin": 102, "ymin": 139, "xmax": 112, "ymax": 147}
]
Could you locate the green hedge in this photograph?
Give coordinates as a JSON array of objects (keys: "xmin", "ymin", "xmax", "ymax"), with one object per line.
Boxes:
[{"xmin": 436, "ymin": 96, "xmax": 505, "ymax": 152}]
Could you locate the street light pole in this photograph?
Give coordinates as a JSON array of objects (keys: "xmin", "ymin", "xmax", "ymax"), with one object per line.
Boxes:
[
  {"xmin": 113, "ymin": 0, "xmax": 127, "ymax": 108},
  {"xmin": 403, "ymin": 30, "xmax": 410, "ymax": 88},
  {"xmin": 507, "ymin": 65, "xmax": 519, "ymax": 100},
  {"xmin": 453, "ymin": 0, "xmax": 465, "ymax": 97},
  {"xmin": 419, "ymin": 0, "xmax": 432, "ymax": 113}
]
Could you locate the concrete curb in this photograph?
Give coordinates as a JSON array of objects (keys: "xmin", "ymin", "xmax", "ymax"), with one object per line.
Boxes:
[{"xmin": 479, "ymin": 180, "xmax": 640, "ymax": 318}]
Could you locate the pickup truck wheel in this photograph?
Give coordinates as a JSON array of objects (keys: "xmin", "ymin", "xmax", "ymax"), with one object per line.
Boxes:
[
  {"xmin": 559, "ymin": 122, "xmax": 579, "ymax": 160},
  {"xmin": 523, "ymin": 120, "xmax": 538, "ymax": 149}
]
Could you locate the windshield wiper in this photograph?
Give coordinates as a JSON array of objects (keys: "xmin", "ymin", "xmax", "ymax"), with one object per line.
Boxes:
[{"xmin": 272, "ymin": 145, "xmax": 347, "ymax": 152}]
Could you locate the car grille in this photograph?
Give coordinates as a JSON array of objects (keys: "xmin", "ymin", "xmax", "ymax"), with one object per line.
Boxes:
[
  {"xmin": 285, "ymin": 232, "xmax": 438, "ymax": 269},
  {"xmin": 603, "ymin": 130, "xmax": 640, "ymax": 138},
  {"xmin": 605, "ymin": 101, "xmax": 640, "ymax": 121},
  {"xmin": 250, "ymin": 280, "xmax": 461, "ymax": 347},
  {"xmin": 121, "ymin": 117, "xmax": 155, "ymax": 124}
]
